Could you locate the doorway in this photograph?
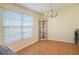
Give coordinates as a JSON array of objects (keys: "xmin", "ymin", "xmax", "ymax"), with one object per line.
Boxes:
[{"xmin": 39, "ymin": 19, "xmax": 48, "ymax": 40}]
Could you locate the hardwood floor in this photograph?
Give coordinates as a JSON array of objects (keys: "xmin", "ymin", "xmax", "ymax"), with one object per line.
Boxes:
[{"xmin": 17, "ymin": 40, "xmax": 79, "ymax": 55}]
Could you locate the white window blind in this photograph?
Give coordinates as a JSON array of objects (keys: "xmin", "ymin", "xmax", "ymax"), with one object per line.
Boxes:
[
  {"xmin": 23, "ymin": 15, "xmax": 34, "ymax": 39},
  {"xmin": 3, "ymin": 10, "xmax": 34, "ymax": 44}
]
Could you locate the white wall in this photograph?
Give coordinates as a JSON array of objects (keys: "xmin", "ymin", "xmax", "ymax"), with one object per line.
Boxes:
[{"xmin": 48, "ymin": 6, "xmax": 79, "ymax": 43}]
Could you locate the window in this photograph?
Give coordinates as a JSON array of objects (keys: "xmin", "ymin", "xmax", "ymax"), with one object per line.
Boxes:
[
  {"xmin": 23, "ymin": 15, "xmax": 34, "ymax": 39},
  {"xmin": 3, "ymin": 10, "xmax": 34, "ymax": 44}
]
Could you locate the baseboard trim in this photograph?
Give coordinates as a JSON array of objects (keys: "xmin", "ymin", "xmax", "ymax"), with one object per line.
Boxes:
[
  {"xmin": 48, "ymin": 38, "xmax": 74, "ymax": 44},
  {"xmin": 15, "ymin": 39, "xmax": 38, "ymax": 52}
]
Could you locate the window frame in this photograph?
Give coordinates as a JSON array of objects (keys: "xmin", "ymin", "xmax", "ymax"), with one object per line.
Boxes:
[{"xmin": 3, "ymin": 9, "xmax": 34, "ymax": 44}]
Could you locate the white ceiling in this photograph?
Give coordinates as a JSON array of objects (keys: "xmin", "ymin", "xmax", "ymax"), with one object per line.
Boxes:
[{"xmin": 17, "ymin": 3, "xmax": 79, "ymax": 14}]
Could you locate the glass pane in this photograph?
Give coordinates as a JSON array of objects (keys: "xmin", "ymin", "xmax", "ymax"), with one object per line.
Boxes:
[
  {"xmin": 4, "ymin": 27, "xmax": 21, "ymax": 44},
  {"xmin": 3, "ymin": 10, "xmax": 22, "ymax": 26},
  {"xmin": 23, "ymin": 32, "xmax": 32, "ymax": 39},
  {"xmin": 4, "ymin": 10, "xmax": 22, "ymax": 19},
  {"xmin": 23, "ymin": 27, "xmax": 33, "ymax": 39},
  {"xmin": 23, "ymin": 27, "xmax": 33, "ymax": 32},
  {"xmin": 23, "ymin": 15, "xmax": 34, "ymax": 26}
]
